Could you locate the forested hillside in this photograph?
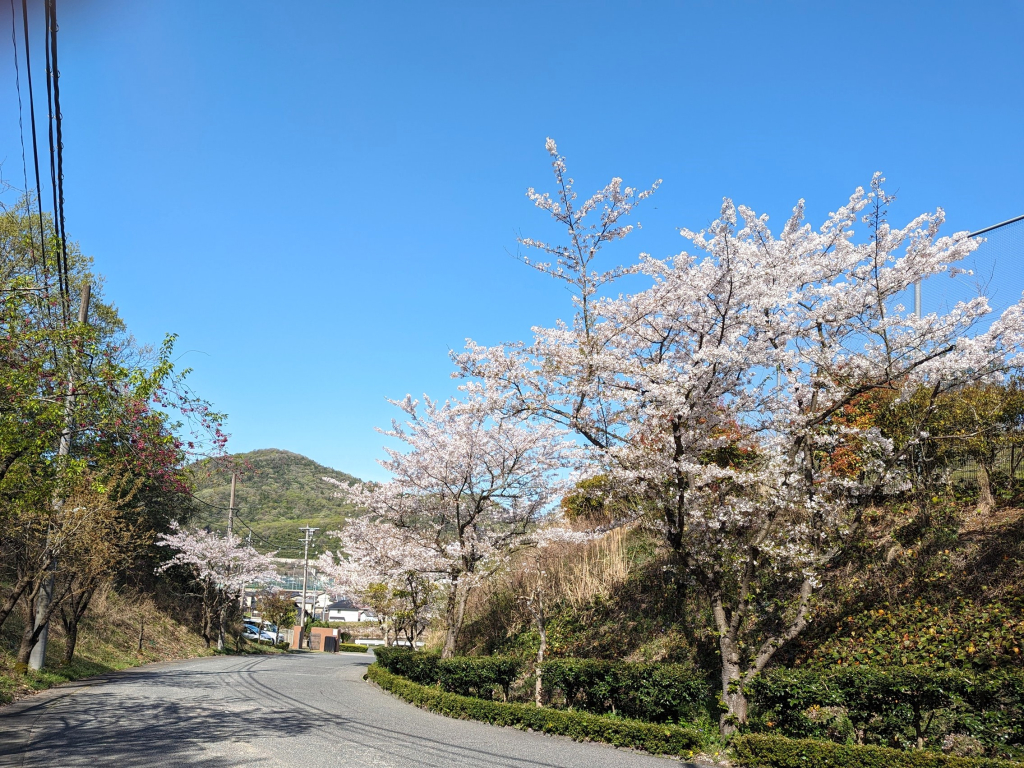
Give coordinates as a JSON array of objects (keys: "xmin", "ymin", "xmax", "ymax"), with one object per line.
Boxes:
[{"xmin": 192, "ymin": 449, "xmax": 362, "ymax": 554}]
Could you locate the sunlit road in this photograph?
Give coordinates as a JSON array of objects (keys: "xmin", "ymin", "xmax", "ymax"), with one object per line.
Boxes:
[{"xmin": 0, "ymin": 651, "xmax": 685, "ymax": 767}]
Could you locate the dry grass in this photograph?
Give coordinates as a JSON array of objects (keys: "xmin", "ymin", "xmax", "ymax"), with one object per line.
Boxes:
[
  {"xmin": 558, "ymin": 527, "xmax": 634, "ymax": 610},
  {"xmin": 0, "ymin": 583, "xmax": 213, "ymax": 705}
]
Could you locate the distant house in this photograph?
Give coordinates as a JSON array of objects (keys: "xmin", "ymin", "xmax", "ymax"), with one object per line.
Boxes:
[{"xmin": 326, "ymin": 598, "xmax": 376, "ymax": 623}]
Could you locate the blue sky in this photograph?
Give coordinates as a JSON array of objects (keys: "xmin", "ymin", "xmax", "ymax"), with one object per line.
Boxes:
[{"xmin": 1, "ymin": 1, "xmax": 1022, "ymax": 481}]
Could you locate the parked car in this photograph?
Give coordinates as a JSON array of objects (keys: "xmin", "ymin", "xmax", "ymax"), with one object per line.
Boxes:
[{"xmin": 243, "ymin": 622, "xmax": 278, "ymax": 643}]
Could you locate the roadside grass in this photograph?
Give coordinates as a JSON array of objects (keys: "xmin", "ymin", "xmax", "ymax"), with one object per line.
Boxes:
[{"xmin": 0, "ymin": 585, "xmax": 212, "ymax": 705}]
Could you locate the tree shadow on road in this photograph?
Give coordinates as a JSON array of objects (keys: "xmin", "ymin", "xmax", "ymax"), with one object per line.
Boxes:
[{"xmin": 0, "ymin": 662, "xmax": 320, "ymax": 767}]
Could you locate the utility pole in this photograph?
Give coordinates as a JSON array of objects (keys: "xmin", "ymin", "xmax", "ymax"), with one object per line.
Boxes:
[
  {"xmin": 298, "ymin": 526, "xmax": 318, "ymax": 640},
  {"xmin": 228, "ymin": 472, "xmax": 236, "ymax": 540},
  {"xmin": 30, "ymin": 285, "xmax": 90, "ymax": 671}
]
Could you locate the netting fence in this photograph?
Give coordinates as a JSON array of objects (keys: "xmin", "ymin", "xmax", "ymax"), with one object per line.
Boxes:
[{"xmin": 919, "ymin": 215, "xmax": 1024, "ymax": 486}]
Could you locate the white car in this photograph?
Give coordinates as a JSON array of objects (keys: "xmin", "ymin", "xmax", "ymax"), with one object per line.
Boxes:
[{"xmin": 243, "ymin": 623, "xmax": 278, "ymax": 643}]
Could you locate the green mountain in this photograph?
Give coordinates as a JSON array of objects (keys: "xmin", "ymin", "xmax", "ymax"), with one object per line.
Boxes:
[{"xmin": 191, "ymin": 449, "xmax": 362, "ymax": 557}]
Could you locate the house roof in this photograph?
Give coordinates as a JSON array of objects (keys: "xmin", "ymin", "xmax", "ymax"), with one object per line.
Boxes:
[{"xmin": 326, "ymin": 598, "xmax": 361, "ymax": 611}]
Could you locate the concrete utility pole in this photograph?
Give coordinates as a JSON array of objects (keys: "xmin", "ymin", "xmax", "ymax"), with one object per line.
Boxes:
[
  {"xmin": 30, "ymin": 285, "xmax": 90, "ymax": 671},
  {"xmin": 298, "ymin": 526, "xmax": 318, "ymax": 631}
]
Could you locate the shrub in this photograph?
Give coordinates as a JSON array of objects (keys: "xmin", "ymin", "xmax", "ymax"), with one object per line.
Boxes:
[
  {"xmin": 366, "ymin": 663, "xmax": 705, "ymax": 756},
  {"xmin": 372, "ymin": 648, "xmax": 441, "ymax": 684},
  {"xmin": 373, "ymin": 648, "xmax": 522, "ymax": 700},
  {"xmin": 337, "ymin": 643, "xmax": 369, "ymax": 653},
  {"xmin": 732, "ymin": 734, "xmax": 1022, "ymax": 768},
  {"xmin": 436, "ymin": 656, "xmax": 523, "ymax": 701},
  {"xmin": 541, "ymin": 658, "xmax": 710, "ymax": 723},
  {"xmin": 747, "ymin": 667, "xmax": 1024, "ymax": 757}
]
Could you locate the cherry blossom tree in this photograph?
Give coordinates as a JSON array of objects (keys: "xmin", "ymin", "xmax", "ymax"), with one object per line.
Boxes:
[
  {"xmin": 315, "ymin": 516, "xmax": 441, "ymax": 647},
  {"xmin": 157, "ymin": 524, "xmax": 277, "ymax": 650},
  {"xmin": 456, "ymin": 140, "xmax": 1024, "ymax": 732},
  {"xmin": 342, "ymin": 389, "xmax": 569, "ymax": 657}
]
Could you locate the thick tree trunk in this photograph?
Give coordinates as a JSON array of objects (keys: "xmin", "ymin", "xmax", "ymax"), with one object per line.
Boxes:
[
  {"xmin": 441, "ymin": 577, "xmax": 471, "ymax": 659},
  {"xmin": 719, "ymin": 661, "xmax": 748, "ymax": 735},
  {"xmin": 977, "ymin": 461, "xmax": 995, "ymax": 514}
]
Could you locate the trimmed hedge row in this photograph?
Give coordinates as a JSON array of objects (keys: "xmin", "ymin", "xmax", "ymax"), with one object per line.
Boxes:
[
  {"xmin": 372, "ymin": 648, "xmax": 522, "ymax": 700},
  {"xmin": 541, "ymin": 658, "xmax": 710, "ymax": 723},
  {"xmin": 748, "ymin": 667, "xmax": 1024, "ymax": 755},
  {"xmin": 733, "ymin": 734, "xmax": 1023, "ymax": 768},
  {"xmin": 338, "ymin": 643, "xmax": 369, "ymax": 653},
  {"xmin": 372, "ymin": 648, "xmax": 710, "ymax": 721},
  {"xmin": 365, "ymin": 663, "xmax": 705, "ymax": 756}
]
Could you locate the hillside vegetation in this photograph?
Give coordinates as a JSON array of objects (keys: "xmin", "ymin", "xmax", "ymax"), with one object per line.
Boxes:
[
  {"xmin": 0, "ymin": 585, "xmax": 212, "ymax": 705},
  {"xmin": 192, "ymin": 449, "xmax": 362, "ymax": 554}
]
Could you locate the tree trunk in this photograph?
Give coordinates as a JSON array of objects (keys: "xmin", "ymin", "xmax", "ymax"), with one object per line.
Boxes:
[
  {"xmin": 977, "ymin": 461, "xmax": 995, "ymax": 514},
  {"xmin": 59, "ymin": 585, "xmax": 96, "ymax": 665},
  {"xmin": 63, "ymin": 621, "xmax": 79, "ymax": 666},
  {"xmin": 0, "ymin": 572, "xmax": 35, "ymax": 634},
  {"xmin": 441, "ymin": 577, "xmax": 471, "ymax": 659},
  {"xmin": 217, "ymin": 600, "xmax": 226, "ymax": 651},
  {"xmin": 534, "ymin": 596, "xmax": 546, "ymax": 707}
]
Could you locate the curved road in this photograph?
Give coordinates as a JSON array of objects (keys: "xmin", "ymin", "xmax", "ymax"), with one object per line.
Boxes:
[{"xmin": 0, "ymin": 651, "xmax": 685, "ymax": 767}]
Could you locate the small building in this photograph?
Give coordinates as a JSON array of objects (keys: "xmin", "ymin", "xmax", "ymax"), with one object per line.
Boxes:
[{"xmin": 326, "ymin": 598, "xmax": 376, "ymax": 623}]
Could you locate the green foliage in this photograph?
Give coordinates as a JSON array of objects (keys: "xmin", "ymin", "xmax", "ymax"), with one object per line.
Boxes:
[
  {"xmin": 373, "ymin": 647, "xmax": 442, "ymax": 683},
  {"xmin": 337, "ymin": 643, "xmax": 369, "ymax": 652},
  {"xmin": 732, "ymin": 734, "xmax": 1023, "ymax": 768},
  {"xmin": 804, "ymin": 599, "xmax": 1024, "ymax": 671},
  {"xmin": 365, "ymin": 663, "xmax": 705, "ymax": 756},
  {"xmin": 192, "ymin": 449, "xmax": 361, "ymax": 553},
  {"xmin": 436, "ymin": 656, "xmax": 523, "ymax": 700},
  {"xmin": 372, "ymin": 648, "xmax": 522, "ymax": 700},
  {"xmin": 541, "ymin": 658, "xmax": 710, "ymax": 723},
  {"xmin": 747, "ymin": 667, "xmax": 1024, "ymax": 758}
]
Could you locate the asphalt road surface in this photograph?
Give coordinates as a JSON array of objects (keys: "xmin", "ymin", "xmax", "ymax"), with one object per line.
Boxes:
[{"xmin": 0, "ymin": 651, "xmax": 687, "ymax": 767}]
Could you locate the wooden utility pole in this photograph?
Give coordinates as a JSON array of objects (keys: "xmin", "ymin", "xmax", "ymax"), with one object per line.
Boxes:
[{"xmin": 29, "ymin": 285, "xmax": 90, "ymax": 671}]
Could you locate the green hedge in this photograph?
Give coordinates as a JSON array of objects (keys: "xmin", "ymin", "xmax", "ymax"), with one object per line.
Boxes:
[
  {"xmin": 541, "ymin": 658, "xmax": 710, "ymax": 723},
  {"xmin": 372, "ymin": 648, "xmax": 522, "ymax": 700},
  {"xmin": 373, "ymin": 647, "xmax": 441, "ymax": 684},
  {"xmin": 747, "ymin": 667, "xmax": 1024, "ymax": 756},
  {"xmin": 733, "ymin": 734, "xmax": 1023, "ymax": 768},
  {"xmin": 338, "ymin": 643, "xmax": 369, "ymax": 653},
  {"xmin": 365, "ymin": 663, "xmax": 705, "ymax": 757}
]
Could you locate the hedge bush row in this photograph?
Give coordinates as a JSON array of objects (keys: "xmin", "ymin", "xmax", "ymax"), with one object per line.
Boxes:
[
  {"xmin": 338, "ymin": 643, "xmax": 369, "ymax": 653},
  {"xmin": 365, "ymin": 663, "xmax": 705, "ymax": 756},
  {"xmin": 733, "ymin": 734, "xmax": 1023, "ymax": 768},
  {"xmin": 372, "ymin": 648, "xmax": 523, "ymax": 700},
  {"xmin": 748, "ymin": 666, "xmax": 1024, "ymax": 756},
  {"xmin": 541, "ymin": 658, "xmax": 710, "ymax": 723},
  {"xmin": 372, "ymin": 648, "xmax": 710, "ymax": 721}
]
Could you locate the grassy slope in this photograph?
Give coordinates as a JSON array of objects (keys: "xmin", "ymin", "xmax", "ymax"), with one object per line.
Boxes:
[
  {"xmin": 0, "ymin": 586, "xmax": 213, "ymax": 705},
  {"xmin": 191, "ymin": 448, "xmax": 362, "ymax": 554}
]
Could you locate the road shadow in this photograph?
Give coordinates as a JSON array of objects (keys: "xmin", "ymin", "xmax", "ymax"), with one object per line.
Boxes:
[{"xmin": 0, "ymin": 659, "xmax": 320, "ymax": 767}]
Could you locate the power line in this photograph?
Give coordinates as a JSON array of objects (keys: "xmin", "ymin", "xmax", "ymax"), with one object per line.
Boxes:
[
  {"xmin": 42, "ymin": 0, "xmax": 68, "ymax": 323},
  {"xmin": 18, "ymin": 0, "xmax": 51, "ymax": 303},
  {"xmin": 46, "ymin": 0, "xmax": 70, "ymax": 307}
]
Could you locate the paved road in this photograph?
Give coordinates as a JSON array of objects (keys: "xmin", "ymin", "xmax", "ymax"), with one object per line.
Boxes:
[{"xmin": 0, "ymin": 651, "xmax": 684, "ymax": 767}]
